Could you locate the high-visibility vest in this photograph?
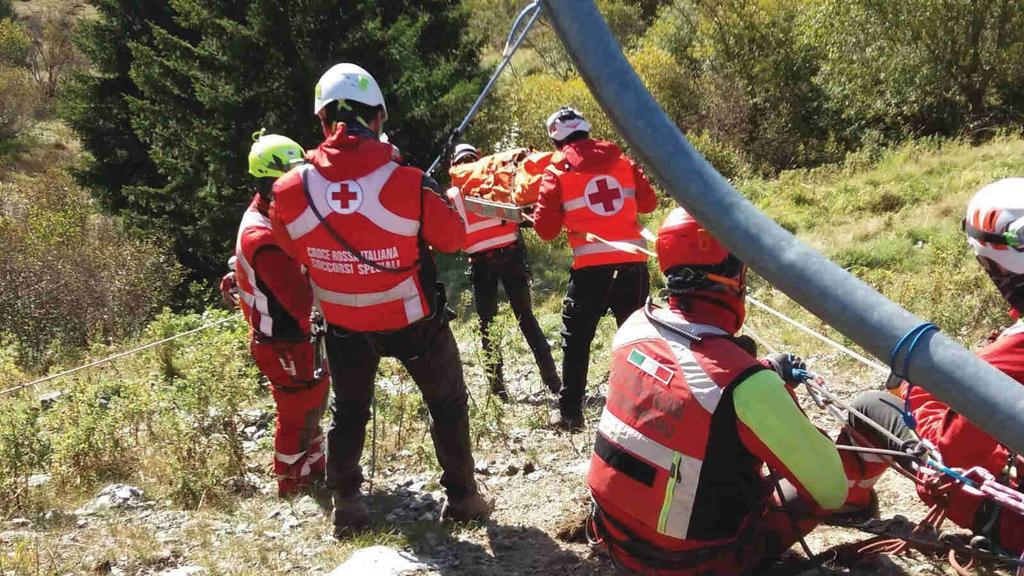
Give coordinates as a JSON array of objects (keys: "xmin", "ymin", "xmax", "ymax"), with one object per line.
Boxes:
[
  {"xmin": 588, "ymin": 307, "xmax": 767, "ymax": 560},
  {"xmin": 447, "ymin": 187, "xmax": 518, "ymax": 254},
  {"xmin": 273, "ymin": 158, "xmax": 431, "ymax": 333},
  {"xmin": 551, "ymin": 153, "xmax": 647, "ymax": 269},
  {"xmin": 234, "ymin": 196, "xmax": 306, "ymax": 339}
]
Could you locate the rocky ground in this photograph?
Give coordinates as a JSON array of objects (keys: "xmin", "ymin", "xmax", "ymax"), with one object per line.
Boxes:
[{"xmin": 0, "ymin": 337, "xmax": 1014, "ymax": 575}]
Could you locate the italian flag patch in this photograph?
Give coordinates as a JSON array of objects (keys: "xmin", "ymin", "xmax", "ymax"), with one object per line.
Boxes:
[{"xmin": 627, "ymin": 348, "xmax": 674, "ymax": 386}]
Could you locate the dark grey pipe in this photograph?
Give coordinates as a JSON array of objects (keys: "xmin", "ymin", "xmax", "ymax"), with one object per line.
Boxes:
[{"xmin": 542, "ymin": 0, "xmax": 1024, "ymax": 454}]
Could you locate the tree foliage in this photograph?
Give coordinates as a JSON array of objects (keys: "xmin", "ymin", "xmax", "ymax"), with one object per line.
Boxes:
[
  {"xmin": 64, "ymin": 0, "xmax": 483, "ymax": 279},
  {"xmin": 811, "ymin": 0, "xmax": 1024, "ymax": 137}
]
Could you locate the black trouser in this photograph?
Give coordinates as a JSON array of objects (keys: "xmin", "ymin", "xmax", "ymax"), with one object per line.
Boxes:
[
  {"xmin": 470, "ymin": 242, "xmax": 557, "ymax": 390},
  {"xmin": 559, "ymin": 262, "xmax": 650, "ymax": 415},
  {"xmin": 323, "ymin": 307, "xmax": 477, "ymax": 502},
  {"xmin": 846, "ymin": 390, "xmax": 916, "ymax": 450}
]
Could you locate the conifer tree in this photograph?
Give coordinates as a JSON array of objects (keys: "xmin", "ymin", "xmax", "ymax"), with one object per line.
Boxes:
[{"xmin": 64, "ymin": 0, "xmax": 482, "ymax": 279}]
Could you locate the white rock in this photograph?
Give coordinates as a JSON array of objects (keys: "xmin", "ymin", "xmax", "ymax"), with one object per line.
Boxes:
[
  {"xmin": 561, "ymin": 460, "xmax": 590, "ymax": 476},
  {"xmin": 28, "ymin": 473, "xmax": 51, "ymax": 488},
  {"xmin": 327, "ymin": 546, "xmax": 434, "ymax": 576},
  {"xmin": 87, "ymin": 484, "xmax": 148, "ymax": 512}
]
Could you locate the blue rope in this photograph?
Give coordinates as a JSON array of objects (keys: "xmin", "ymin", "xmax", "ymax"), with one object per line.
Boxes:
[
  {"xmin": 889, "ymin": 323, "xmax": 939, "ymax": 430},
  {"xmin": 926, "ymin": 458, "xmax": 980, "ymax": 488}
]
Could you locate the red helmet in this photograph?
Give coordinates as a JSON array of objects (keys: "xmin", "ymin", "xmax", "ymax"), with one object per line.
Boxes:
[
  {"xmin": 657, "ymin": 208, "xmax": 730, "ymax": 270},
  {"xmin": 656, "ymin": 208, "xmax": 744, "ymax": 291}
]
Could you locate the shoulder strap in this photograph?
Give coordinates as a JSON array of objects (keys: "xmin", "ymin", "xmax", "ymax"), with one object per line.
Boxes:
[{"xmin": 301, "ymin": 168, "xmax": 418, "ymax": 275}]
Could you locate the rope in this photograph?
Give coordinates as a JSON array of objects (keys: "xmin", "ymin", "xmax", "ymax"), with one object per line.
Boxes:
[
  {"xmin": 741, "ymin": 323, "xmax": 778, "ymax": 354},
  {"xmin": 425, "ymin": 1, "xmax": 542, "ymax": 176},
  {"xmin": 746, "ymin": 296, "xmax": 888, "ymax": 374},
  {"xmin": 0, "ymin": 314, "xmax": 242, "ymax": 397},
  {"xmin": 749, "ymin": 314, "xmax": 1024, "ymax": 574}
]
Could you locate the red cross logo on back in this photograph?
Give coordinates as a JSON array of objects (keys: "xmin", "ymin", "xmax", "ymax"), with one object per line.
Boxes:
[
  {"xmin": 327, "ymin": 180, "xmax": 363, "ymax": 214},
  {"xmin": 584, "ymin": 175, "xmax": 625, "ymax": 215}
]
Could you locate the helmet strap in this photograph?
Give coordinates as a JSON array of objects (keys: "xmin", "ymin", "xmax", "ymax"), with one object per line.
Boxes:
[
  {"xmin": 965, "ymin": 219, "xmax": 1024, "ymax": 248},
  {"xmin": 255, "ymin": 177, "xmax": 275, "ymax": 200}
]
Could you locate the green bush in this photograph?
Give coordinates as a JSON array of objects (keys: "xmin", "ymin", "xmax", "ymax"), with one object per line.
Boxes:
[
  {"xmin": 0, "ymin": 168, "xmax": 181, "ymax": 368},
  {"xmin": 469, "ymin": 43, "xmax": 750, "ymax": 179},
  {"xmin": 0, "ymin": 309, "xmax": 257, "ymax": 514},
  {"xmin": 0, "ymin": 17, "xmax": 29, "ymax": 67},
  {"xmin": 0, "ymin": 64, "xmax": 33, "ymax": 140}
]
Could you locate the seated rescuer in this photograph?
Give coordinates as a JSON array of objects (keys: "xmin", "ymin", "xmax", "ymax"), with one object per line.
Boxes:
[
  {"xmin": 587, "ymin": 208, "xmax": 848, "ymax": 575},
  {"xmin": 227, "ymin": 131, "xmax": 330, "ymax": 497},
  {"xmin": 269, "ymin": 63, "xmax": 490, "ymax": 537},
  {"xmin": 445, "ymin": 143, "xmax": 562, "ymax": 401},
  {"xmin": 843, "ymin": 178, "xmax": 1024, "ymax": 553},
  {"xmin": 533, "ymin": 106, "xmax": 658, "ymax": 430}
]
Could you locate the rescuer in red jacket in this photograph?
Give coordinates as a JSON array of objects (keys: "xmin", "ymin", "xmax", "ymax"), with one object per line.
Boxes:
[
  {"xmin": 226, "ymin": 131, "xmax": 329, "ymax": 497},
  {"xmin": 533, "ymin": 106, "xmax": 658, "ymax": 430},
  {"xmin": 587, "ymin": 208, "xmax": 848, "ymax": 575},
  {"xmin": 446, "ymin": 143, "xmax": 561, "ymax": 400},
  {"xmin": 270, "ymin": 63, "xmax": 490, "ymax": 537},
  {"xmin": 843, "ymin": 178, "xmax": 1024, "ymax": 554}
]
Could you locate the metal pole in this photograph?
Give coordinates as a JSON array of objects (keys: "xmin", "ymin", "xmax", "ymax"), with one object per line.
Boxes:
[
  {"xmin": 541, "ymin": 0, "xmax": 1024, "ymax": 454},
  {"xmin": 425, "ymin": 1, "xmax": 542, "ymax": 176}
]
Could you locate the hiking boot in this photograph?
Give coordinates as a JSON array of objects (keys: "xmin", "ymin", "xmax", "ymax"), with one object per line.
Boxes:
[
  {"xmin": 540, "ymin": 364, "xmax": 562, "ymax": 395},
  {"xmin": 441, "ymin": 491, "xmax": 493, "ymax": 523},
  {"xmin": 826, "ymin": 489, "xmax": 879, "ymax": 526},
  {"xmin": 332, "ymin": 492, "xmax": 369, "ymax": 538},
  {"xmin": 549, "ymin": 409, "xmax": 584, "ymax": 432}
]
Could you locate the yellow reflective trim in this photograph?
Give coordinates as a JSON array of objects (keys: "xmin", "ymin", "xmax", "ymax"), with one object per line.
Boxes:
[{"xmin": 658, "ymin": 452, "xmax": 682, "ymax": 533}]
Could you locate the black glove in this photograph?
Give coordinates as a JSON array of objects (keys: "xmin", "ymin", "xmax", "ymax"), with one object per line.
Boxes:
[{"xmin": 764, "ymin": 353, "xmax": 807, "ymax": 386}]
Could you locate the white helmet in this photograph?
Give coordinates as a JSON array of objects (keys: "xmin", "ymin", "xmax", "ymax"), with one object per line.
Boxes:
[
  {"xmin": 965, "ymin": 178, "xmax": 1024, "ymax": 312},
  {"xmin": 965, "ymin": 178, "xmax": 1024, "ymax": 273},
  {"xmin": 313, "ymin": 63, "xmax": 387, "ymax": 120},
  {"xmin": 546, "ymin": 106, "xmax": 591, "ymax": 142},
  {"xmin": 451, "ymin": 143, "xmax": 480, "ymax": 165}
]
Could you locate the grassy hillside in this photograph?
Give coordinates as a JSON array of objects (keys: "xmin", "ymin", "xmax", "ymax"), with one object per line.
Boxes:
[{"xmin": 1, "ymin": 135, "xmax": 1020, "ymax": 574}]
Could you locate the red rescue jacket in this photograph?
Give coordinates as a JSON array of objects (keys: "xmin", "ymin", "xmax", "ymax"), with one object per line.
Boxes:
[
  {"xmin": 534, "ymin": 139, "xmax": 657, "ymax": 269},
  {"xmin": 270, "ymin": 125, "xmax": 465, "ymax": 333},
  {"xmin": 234, "ymin": 194, "xmax": 311, "ymax": 340}
]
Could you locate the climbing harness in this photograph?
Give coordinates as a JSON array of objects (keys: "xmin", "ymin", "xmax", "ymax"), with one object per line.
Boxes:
[{"xmin": 425, "ymin": 1, "xmax": 542, "ymax": 177}]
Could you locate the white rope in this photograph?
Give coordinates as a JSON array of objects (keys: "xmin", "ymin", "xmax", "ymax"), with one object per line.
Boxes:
[
  {"xmin": 741, "ymin": 322, "xmax": 778, "ymax": 354},
  {"xmin": 0, "ymin": 314, "xmax": 242, "ymax": 397},
  {"xmin": 747, "ymin": 295, "xmax": 888, "ymax": 374}
]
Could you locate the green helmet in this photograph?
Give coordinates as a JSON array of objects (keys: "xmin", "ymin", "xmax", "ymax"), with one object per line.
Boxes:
[{"xmin": 248, "ymin": 129, "xmax": 305, "ymax": 178}]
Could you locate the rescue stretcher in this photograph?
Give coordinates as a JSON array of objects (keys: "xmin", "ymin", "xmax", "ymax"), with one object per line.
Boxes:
[{"xmin": 461, "ymin": 195, "xmax": 534, "ymax": 223}]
